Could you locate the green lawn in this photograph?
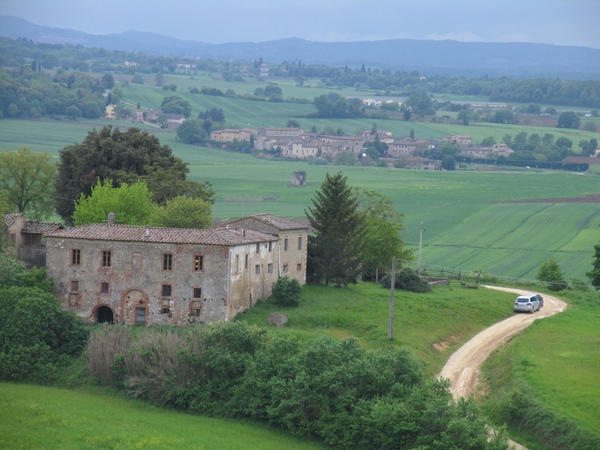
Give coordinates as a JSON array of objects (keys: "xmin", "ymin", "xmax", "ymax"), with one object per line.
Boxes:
[
  {"xmin": 0, "ymin": 383, "xmax": 325, "ymax": 450},
  {"xmin": 236, "ymin": 282, "xmax": 515, "ymax": 375}
]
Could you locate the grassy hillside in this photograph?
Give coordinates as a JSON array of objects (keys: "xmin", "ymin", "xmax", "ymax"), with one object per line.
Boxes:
[
  {"xmin": 237, "ymin": 283, "xmax": 515, "ymax": 375},
  {"xmin": 0, "ymin": 383, "xmax": 325, "ymax": 450}
]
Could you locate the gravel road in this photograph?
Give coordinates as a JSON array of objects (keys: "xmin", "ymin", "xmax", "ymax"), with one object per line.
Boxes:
[
  {"xmin": 439, "ymin": 286, "xmax": 567, "ymax": 399},
  {"xmin": 438, "ymin": 287, "xmax": 567, "ymax": 450}
]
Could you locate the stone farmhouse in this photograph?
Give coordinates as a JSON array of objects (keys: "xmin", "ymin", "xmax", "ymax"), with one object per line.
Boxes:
[
  {"xmin": 387, "ymin": 139, "xmax": 425, "ymax": 158},
  {"xmin": 403, "ymin": 156, "xmax": 437, "ymax": 170},
  {"xmin": 442, "ymin": 134, "xmax": 472, "ymax": 146},
  {"xmin": 254, "ymin": 127, "xmax": 304, "ymax": 150},
  {"xmin": 44, "ymin": 214, "xmax": 308, "ymax": 326},
  {"xmin": 459, "ymin": 143, "xmax": 514, "ymax": 159},
  {"xmin": 210, "ymin": 128, "xmax": 257, "ymax": 142},
  {"xmin": 3, "ymin": 213, "xmax": 63, "ymax": 268}
]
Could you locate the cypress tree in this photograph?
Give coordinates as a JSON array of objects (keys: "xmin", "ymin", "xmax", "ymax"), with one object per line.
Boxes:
[
  {"xmin": 306, "ymin": 172, "xmax": 366, "ymax": 286},
  {"xmin": 586, "ymin": 243, "xmax": 600, "ymax": 289}
]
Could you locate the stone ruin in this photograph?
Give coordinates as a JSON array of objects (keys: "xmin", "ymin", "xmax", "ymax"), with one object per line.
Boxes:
[
  {"xmin": 291, "ymin": 171, "xmax": 307, "ymax": 186},
  {"xmin": 268, "ymin": 312, "xmax": 288, "ymax": 327}
]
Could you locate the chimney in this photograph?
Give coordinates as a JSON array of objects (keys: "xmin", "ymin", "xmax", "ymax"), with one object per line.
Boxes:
[
  {"xmin": 107, "ymin": 212, "xmax": 115, "ymax": 225},
  {"xmin": 145, "ymin": 225, "xmax": 150, "ymax": 237}
]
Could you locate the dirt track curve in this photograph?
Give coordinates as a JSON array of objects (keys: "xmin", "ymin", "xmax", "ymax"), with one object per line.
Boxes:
[
  {"xmin": 438, "ymin": 287, "xmax": 567, "ymax": 450},
  {"xmin": 439, "ymin": 286, "xmax": 567, "ymax": 400}
]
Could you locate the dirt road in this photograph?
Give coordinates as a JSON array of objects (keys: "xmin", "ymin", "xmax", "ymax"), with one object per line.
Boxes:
[{"xmin": 439, "ymin": 286, "xmax": 567, "ymax": 400}]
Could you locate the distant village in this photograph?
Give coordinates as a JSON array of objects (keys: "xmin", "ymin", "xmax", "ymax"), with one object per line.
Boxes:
[{"xmin": 105, "ymin": 104, "xmax": 515, "ymax": 170}]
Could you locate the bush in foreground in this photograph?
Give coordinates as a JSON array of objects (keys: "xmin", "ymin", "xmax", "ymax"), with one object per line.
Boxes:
[
  {"xmin": 0, "ymin": 286, "xmax": 89, "ymax": 381},
  {"xmin": 271, "ymin": 276, "xmax": 302, "ymax": 307},
  {"xmin": 380, "ymin": 267, "xmax": 431, "ymax": 293},
  {"xmin": 88, "ymin": 322, "xmax": 507, "ymax": 449}
]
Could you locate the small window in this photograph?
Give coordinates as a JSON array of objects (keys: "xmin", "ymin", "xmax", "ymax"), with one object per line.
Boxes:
[
  {"xmin": 161, "ymin": 298, "xmax": 170, "ymax": 314},
  {"xmin": 268, "ymin": 241, "xmax": 272, "ymax": 252},
  {"xmin": 162, "ymin": 284, "xmax": 172, "ymax": 297},
  {"xmin": 256, "ymin": 243, "xmax": 260, "ymax": 254},
  {"xmin": 163, "ymin": 253, "xmax": 173, "ymax": 271},
  {"xmin": 102, "ymin": 250, "xmax": 111, "ymax": 267},
  {"xmin": 298, "ymin": 236, "xmax": 303, "ymax": 250},
  {"xmin": 193, "ymin": 287, "xmax": 202, "ymax": 298},
  {"xmin": 235, "ymin": 255, "xmax": 239, "ymax": 273},
  {"xmin": 268, "ymin": 263, "xmax": 273, "ymax": 273},
  {"xmin": 255, "ymin": 264, "xmax": 260, "ymax": 275},
  {"xmin": 194, "ymin": 255, "xmax": 203, "ymax": 271},
  {"xmin": 297, "ymin": 263, "xmax": 302, "ymax": 271},
  {"xmin": 283, "ymin": 264, "xmax": 289, "ymax": 273},
  {"xmin": 101, "ymin": 282, "xmax": 109, "ymax": 294},
  {"xmin": 191, "ymin": 300, "xmax": 201, "ymax": 315},
  {"xmin": 72, "ymin": 249, "xmax": 81, "ymax": 265},
  {"xmin": 284, "ymin": 237, "xmax": 289, "ymax": 251},
  {"xmin": 70, "ymin": 280, "xmax": 79, "ymax": 292},
  {"xmin": 245, "ymin": 254, "xmax": 248, "ymax": 270}
]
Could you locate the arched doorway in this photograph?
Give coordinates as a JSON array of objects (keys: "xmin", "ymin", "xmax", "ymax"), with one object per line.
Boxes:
[{"xmin": 96, "ymin": 305, "xmax": 114, "ymax": 324}]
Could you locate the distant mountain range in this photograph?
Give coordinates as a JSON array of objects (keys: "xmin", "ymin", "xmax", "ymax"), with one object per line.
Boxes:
[{"xmin": 2, "ymin": 15, "xmax": 600, "ymax": 79}]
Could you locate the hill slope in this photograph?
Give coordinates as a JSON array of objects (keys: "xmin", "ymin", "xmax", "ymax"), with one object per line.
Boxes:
[{"xmin": 2, "ymin": 15, "xmax": 600, "ymax": 79}]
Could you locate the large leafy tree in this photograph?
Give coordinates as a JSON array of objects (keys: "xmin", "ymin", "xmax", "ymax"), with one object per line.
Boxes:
[
  {"xmin": 556, "ymin": 111, "xmax": 581, "ymax": 129},
  {"xmin": 150, "ymin": 195, "xmax": 212, "ymax": 229},
  {"xmin": 536, "ymin": 256, "xmax": 567, "ymax": 291},
  {"xmin": 161, "ymin": 96, "xmax": 192, "ymax": 118},
  {"xmin": 306, "ymin": 172, "xmax": 366, "ymax": 286},
  {"xmin": 72, "ymin": 179, "xmax": 157, "ymax": 226},
  {"xmin": 55, "ymin": 126, "xmax": 213, "ymax": 224},
  {"xmin": 0, "ymin": 147, "xmax": 56, "ymax": 220},
  {"xmin": 355, "ymin": 188, "xmax": 411, "ymax": 282}
]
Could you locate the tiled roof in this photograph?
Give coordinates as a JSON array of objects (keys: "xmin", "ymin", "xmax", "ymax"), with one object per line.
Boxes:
[
  {"xmin": 24, "ymin": 220, "xmax": 63, "ymax": 234},
  {"xmin": 225, "ymin": 214, "xmax": 308, "ymax": 231},
  {"xmin": 3, "ymin": 213, "xmax": 22, "ymax": 228},
  {"xmin": 46, "ymin": 223, "xmax": 278, "ymax": 246}
]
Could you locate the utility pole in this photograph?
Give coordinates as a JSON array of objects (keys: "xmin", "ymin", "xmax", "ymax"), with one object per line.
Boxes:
[
  {"xmin": 388, "ymin": 256, "xmax": 396, "ymax": 340},
  {"xmin": 418, "ymin": 221, "xmax": 424, "ymax": 275}
]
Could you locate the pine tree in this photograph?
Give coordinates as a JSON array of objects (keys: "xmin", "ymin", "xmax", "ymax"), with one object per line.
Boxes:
[{"xmin": 306, "ymin": 172, "xmax": 366, "ymax": 286}]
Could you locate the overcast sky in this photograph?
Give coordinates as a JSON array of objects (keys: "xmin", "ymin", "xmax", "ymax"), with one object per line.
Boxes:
[{"xmin": 2, "ymin": 0, "xmax": 599, "ymax": 49}]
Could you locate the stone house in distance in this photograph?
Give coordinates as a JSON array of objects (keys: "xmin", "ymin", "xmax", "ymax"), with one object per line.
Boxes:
[
  {"xmin": 45, "ymin": 214, "xmax": 307, "ymax": 326},
  {"xmin": 3, "ymin": 213, "xmax": 63, "ymax": 268}
]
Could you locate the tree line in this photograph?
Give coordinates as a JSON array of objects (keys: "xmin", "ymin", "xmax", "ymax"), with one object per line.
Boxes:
[{"xmin": 2, "ymin": 36, "xmax": 600, "ymax": 110}]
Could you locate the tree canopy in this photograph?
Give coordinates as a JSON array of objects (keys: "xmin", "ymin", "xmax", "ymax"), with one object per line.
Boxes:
[
  {"xmin": 161, "ymin": 96, "xmax": 192, "ymax": 118},
  {"xmin": 72, "ymin": 179, "xmax": 157, "ymax": 226},
  {"xmin": 150, "ymin": 195, "xmax": 212, "ymax": 229},
  {"xmin": 557, "ymin": 111, "xmax": 581, "ymax": 129},
  {"xmin": 355, "ymin": 188, "xmax": 411, "ymax": 282},
  {"xmin": 55, "ymin": 126, "xmax": 212, "ymax": 224},
  {"xmin": 306, "ymin": 172, "xmax": 366, "ymax": 286},
  {"xmin": 0, "ymin": 147, "xmax": 56, "ymax": 220}
]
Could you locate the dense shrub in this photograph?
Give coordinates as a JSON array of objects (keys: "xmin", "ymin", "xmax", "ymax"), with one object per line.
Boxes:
[
  {"xmin": 0, "ymin": 256, "xmax": 53, "ymax": 291},
  {"xmin": 495, "ymin": 383, "xmax": 600, "ymax": 450},
  {"xmin": 380, "ymin": 267, "xmax": 431, "ymax": 293},
  {"xmin": 271, "ymin": 276, "xmax": 302, "ymax": 307},
  {"xmin": 0, "ymin": 286, "xmax": 88, "ymax": 381},
  {"xmin": 88, "ymin": 322, "xmax": 507, "ymax": 449}
]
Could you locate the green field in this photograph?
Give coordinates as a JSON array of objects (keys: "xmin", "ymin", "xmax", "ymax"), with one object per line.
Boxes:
[
  {"xmin": 2, "ymin": 117, "xmax": 600, "ymax": 280},
  {"xmin": 0, "ymin": 383, "xmax": 325, "ymax": 450}
]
